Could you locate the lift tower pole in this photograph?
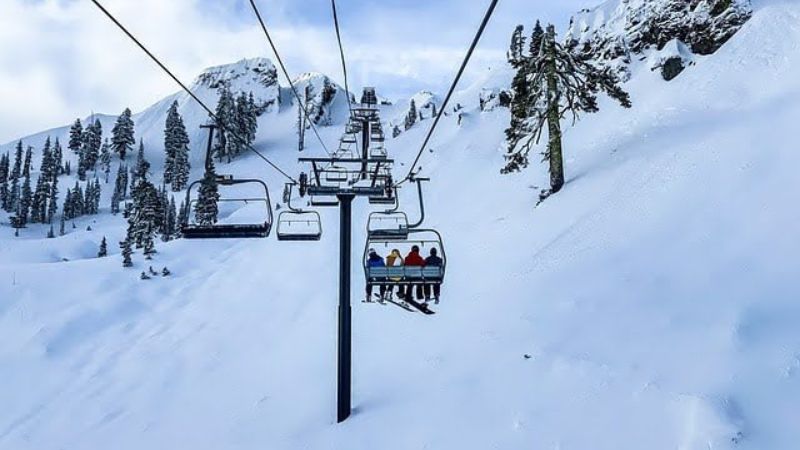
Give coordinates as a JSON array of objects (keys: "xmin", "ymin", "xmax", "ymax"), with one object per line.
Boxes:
[{"xmin": 336, "ymin": 192, "xmax": 355, "ymax": 423}]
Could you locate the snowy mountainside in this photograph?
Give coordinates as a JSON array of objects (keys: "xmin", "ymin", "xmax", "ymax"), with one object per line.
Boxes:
[
  {"xmin": 1, "ymin": 1, "xmax": 800, "ymax": 450},
  {"xmin": 567, "ymin": 0, "xmax": 753, "ymax": 80},
  {"xmin": 288, "ymin": 72, "xmax": 352, "ymax": 126}
]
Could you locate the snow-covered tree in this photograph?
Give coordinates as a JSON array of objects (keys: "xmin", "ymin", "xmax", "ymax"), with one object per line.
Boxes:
[
  {"xmin": 0, "ymin": 153, "xmax": 9, "ymax": 211},
  {"xmin": 508, "ymin": 25, "xmax": 527, "ymax": 68},
  {"xmin": 120, "ymin": 236, "xmax": 133, "ymax": 267},
  {"xmin": 195, "ymin": 160, "xmax": 219, "ymax": 226},
  {"xmin": 111, "ymin": 108, "xmax": 135, "ymax": 160},
  {"xmin": 18, "ymin": 172, "xmax": 32, "ymax": 226},
  {"xmin": 82, "ymin": 119, "xmax": 102, "ymax": 175},
  {"xmin": 47, "ymin": 176, "xmax": 59, "ymax": 224},
  {"xmin": 52, "ymin": 137, "xmax": 64, "ymax": 177},
  {"xmin": 68, "ymin": 119, "xmax": 83, "ymax": 156},
  {"xmin": 164, "ymin": 101, "xmax": 191, "ymax": 191},
  {"xmin": 503, "ymin": 24, "xmax": 632, "ymax": 196},
  {"xmin": 30, "ymin": 174, "xmax": 49, "ymax": 223},
  {"xmin": 100, "ymin": 139, "xmax": 112, "ymax": 183},
  {"xmin": 405, "ymin": 100, "xmax": 417, "ymax": 131},
  {"xmin": 98, "ymin": 236, "xmax": 108, "ymax": 257},
  {"xmin": 214, "ymin": 86, "xmax": 235, "ymax": 163}
]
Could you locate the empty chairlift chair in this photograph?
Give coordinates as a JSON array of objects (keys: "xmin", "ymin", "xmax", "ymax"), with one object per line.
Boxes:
[
  {"xmin": 277, "ymin": 183, "xmax": 322, "ymax": 241},
  {"xmin": 182, "ymin": 176, "xmax": 274, "ymax": 239}
]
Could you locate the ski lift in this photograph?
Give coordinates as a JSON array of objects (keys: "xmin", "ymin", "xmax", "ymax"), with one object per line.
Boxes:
[
  {"xmin": 363, "ymin": 177, "xmax": 445, "ymax": 285},
  {"xmin": 341, "ymin": 134, "xmax": 357, "ymax": 145},
  {"xmin": 182, "ymin": 176, "xmax": 274, "ymax": 239},
  {"xmin": 181, "ymin": 124, "xmax": 273, "ymax": 239},
  {"xmin": 276, "ymin": 183, "xmax": 322, "ymax": 241},
  {"xmin": 364, "ymin": 229, "xmax": 446, "ymax": 289}
]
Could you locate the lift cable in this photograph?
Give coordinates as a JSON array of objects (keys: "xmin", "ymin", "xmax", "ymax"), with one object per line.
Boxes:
[
  {"xmin": 399, "ymin": 0, "xmax": 499, "ymax": 185},
  {"xmin": 249, "ymin": 0, "xmax": 335, "ymax": 158},
  {"xmin": 331, "ymin": 0, "xmax": 354, "ymax": 119},
  {"xmin": 88, "ymin": 0, "xmax": 298, "ymax": 183}
]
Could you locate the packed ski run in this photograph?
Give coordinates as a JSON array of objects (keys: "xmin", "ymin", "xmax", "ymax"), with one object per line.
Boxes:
[{"xmin": 1, "ymin": 0, "xmax": 799, "ymax": 449}]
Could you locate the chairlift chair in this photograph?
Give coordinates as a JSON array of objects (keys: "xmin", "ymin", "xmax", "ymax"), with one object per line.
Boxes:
[
  {"xmin": 364, "ymin": 229, "xmax": 447, "ymax": 288},
  {"xmin": 182, "ymin": 176, "xmax": 274, "ymax": 239},
  {"xmin": 276, "ymin": 184, "xmax": 322, "ymax": 241}
]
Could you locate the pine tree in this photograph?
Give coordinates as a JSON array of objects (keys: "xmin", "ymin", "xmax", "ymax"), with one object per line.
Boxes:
[
  {"xmin": 130, "ymin": 140, "xmax": 150, "ymax": 191},
  {"xmin": 0, "ymin": 153, "xmax": 9, "ymax": 211},
  {"xmin": 100, "ymin": 139, "xmax": 112, "ymax": 183},
  {"xmin": 30, "ymin": 174, "xmax": 48, "ymax": 223},
  {"xmin": 214, "ymin": 86, "xmax": 234, "ymax": 163},
  {"xmin": 82, "ymin": 119, "xmax": 102, "ymax": 174},
  {"xmin": 529, "ymin": 21, "xmax": 544, "ymax": 57},
  {"xmin": 18, "ymin": 173, "xmax": 32, "ymax": 226},
  {"xmin": 59, "ymin": 213, "xmax": 66, "ymax": 236},
  {"xmin": 392, "ymin": 126, "xmax": 401, "ymax": 138},
  {"xmin": 64, "ymin": 160, "xmax": 71, "ymax": 176},
  {"xmin": 47, "ymin": 176, "xmax": 59, "ymax": 224},
  {"xmin": 63, "ymin": 190, "xmax": 73, "ymax": 220},
  {"xmin": 69, "ymin": 119, "xmax": 83, "ymax": 155},
  {"xmin": 39, "ymin": 137, "xmax": 54, "ymax": 181},
  {"xmin": 176, "ymin": 198, "xmax": 187, "ymax": 237},
  {"xmin": 47, "ymin": 224, "xmax": 55, "ymax": 239},
  {"xmin": 22, "ymin": 146, "xmax": 32, "ymax": 179},
  {"xmin": 163, "ymin": 195, "xmax": 177, "ymax": 241},
  {"xmin": 164, "ymin": 101, "xmax": 190, "ymax": 191},
  {"xmin": 508, "ymin": 25, "xmax": 527, "ymax": 68},
  {"xmin": 52, "ymin": 137, "xmax": 64, "ymax": 177},
  {"xmin": 143, "ymin": 224, "xmax": 156, "ymax": 259},
  {"xmin": 503, "ymin": 24, "xmax": 631, "ymax": 196},
  {"xmin": 405, "ymin": 100, "xmax": 417, "ymax": 131},
  {"xmin": 111, "ymin": 108, "xmax": 135, "ymax": 160},
  {"xmin": 195, "ymin": 160, "xmax": 219, "ymax": 226},
  {"xmin": 120, "ymin": 236, "xmax": 133, "ymax": 267},
  {"xmin": 98, "ymin": 237, "xmax": 108, "ymax": 257},
  {"xmin": 6, "ymin": 142, "xmax": 23, "ymax": 213}
]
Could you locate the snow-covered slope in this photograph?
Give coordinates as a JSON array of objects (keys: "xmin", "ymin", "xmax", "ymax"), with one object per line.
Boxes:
[{"xmin": 1, "ymin": 2, "xmax": 800, "ymax": 450}]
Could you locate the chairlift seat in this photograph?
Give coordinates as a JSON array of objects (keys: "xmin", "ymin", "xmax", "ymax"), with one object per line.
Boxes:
[
  {"xmin": 182, "ymin": 223, "xmax": 271, "ymax": 239},
  {"xmin": 277, "ymin": 210, "xmax": 322, "ymax": 242}
]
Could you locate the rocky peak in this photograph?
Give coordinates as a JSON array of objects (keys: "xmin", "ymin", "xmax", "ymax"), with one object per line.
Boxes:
[{"xmin": 567, "ymin": 0, "xmax": 753, "ymax": 80}]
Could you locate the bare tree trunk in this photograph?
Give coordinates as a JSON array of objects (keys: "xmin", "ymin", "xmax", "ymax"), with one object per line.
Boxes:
[{"xmin": 545, "ymin": 25, "xmax": 564, "ymax": 194}]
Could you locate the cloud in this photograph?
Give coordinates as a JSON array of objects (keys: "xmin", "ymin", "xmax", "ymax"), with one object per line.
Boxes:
[{"xmin": 0, "ymin": 0, "xmax": 589, "ymax": 143}]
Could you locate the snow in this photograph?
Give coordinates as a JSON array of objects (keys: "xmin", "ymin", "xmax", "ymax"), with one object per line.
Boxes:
[{"xmin": 2, "ymin": 1, "xmax": 800, "ymax": 449}]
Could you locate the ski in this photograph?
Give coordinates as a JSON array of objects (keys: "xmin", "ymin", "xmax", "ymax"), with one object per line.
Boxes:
[
  {"xmin": 402, "ymin": 297, "xmax": 436, "ymax": 315},
  {"xmin": 384, "ymin": 297, "xmax": 415, "ymax": 312}
]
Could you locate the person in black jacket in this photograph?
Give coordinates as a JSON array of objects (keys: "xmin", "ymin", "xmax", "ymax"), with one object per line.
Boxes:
[{"xmin": 423, "ymin": 248, "xmax": 443, "ymax": 304}]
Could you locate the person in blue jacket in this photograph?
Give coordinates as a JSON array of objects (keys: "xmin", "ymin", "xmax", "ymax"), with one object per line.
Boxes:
[{"xmin": 366, "ymin": 248, "xmax": 386, "ymax": 302}]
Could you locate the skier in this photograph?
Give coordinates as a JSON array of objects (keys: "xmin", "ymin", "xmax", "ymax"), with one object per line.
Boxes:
[
  {"xmin": 424, "ymin": 248, "xmax": 443, "ymax": 304},
  {"xmin": 365, "ymin": 248, "xmax": 386, "ymax": 302},
  {"xmin": 162, "ymin": 267, "xmax": 171, "ymax": 277},
  {"xmin": 402, "ymin": 245, "xmax": 425, "ymax": 301},
  {"xmin": 385, "ymin": 249, "xmax": 404, "ymax": 300}
]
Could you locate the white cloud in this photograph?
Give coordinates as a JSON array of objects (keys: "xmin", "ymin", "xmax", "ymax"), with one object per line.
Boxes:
[{"xmin": 0, "ymin": 0, "xmax": 588, "ymax": 143}]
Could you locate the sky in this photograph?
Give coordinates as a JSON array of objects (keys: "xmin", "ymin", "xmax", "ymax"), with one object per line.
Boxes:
[{"xmin": 0, "ymin": 0, "xmax": 592, "ymax": 143}]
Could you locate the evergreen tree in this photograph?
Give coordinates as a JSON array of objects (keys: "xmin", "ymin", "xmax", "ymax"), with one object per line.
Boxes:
[
  {"xmin": 143, "ymin": 224, "xmax": 156, "ymax": 259},
  {"xmin": 131, "ymin": 140, "xmax": 150, "ymax": 190},
  {"xmin": 63, "ymin": 190, "xmax": 73, "ymax": 220},
  {"xmin": 176, "ymin": 198, "xmax": 187, "ymax": 237},
  {"xmin": 6, "ymin": 142, "xmax": 23, "ymax": 213},
  {"xmin": 47, "ymin": 176, "xmax": 59, "ymax": 224},
  {"xmin": 47, "ymin": 224, "xmax": 55, "ymax": 239},
  {"xmin": 100, "ymin": 139, "xmax": 112, "ymax": 183},
  {"xmin": 18, "ymin": 173, "xmax": 32, "ymax": 226},
  {"xmin": 52, "ymin": 138, "xmax": 64, "ymax": 177},
  {"xmin": 529, "ymin": 21, "xmax": 544, "ymax": 57},
  {"xmin": 164, "ymin": 101, "xmax": 190, "ymax": 191},
  {"xmin": 39, "ymin": 137, "xmax": 54, "ymax": 181},
  {"xmin": 82, "ymin": 119, "xmax": 102, "ymax": 174},
  {"xmin": 68, "ymin": 119, "xmax": 83, "ymax": 155},
  {"xmin": 98, "ymin": 237, "xmax": 108, "ymax": 257},
  {"xmin": 59, "ymin": 213, "xmax": 66, "ymax": 236},
  {"xmin": 22, "ymin": 146, "xmax": 32, "ymax": 178},
  {"xmin": 508, "ymin": 25, "xmax": 527, "ymax": 68},
  {"xmin": 71, "ymin": 181, "xmax": 84, "ymax": 218},
  {"xmin": 120, "ymin": 236, "xmax": 133, "ymax": 267},
  {"xmin": 404, "ymin": 100, "xmax": 417, "ymax": 131},
  {"xmin": 0, "ymin": 153, "xmax": 9, "ymax": 211},
  {"xmin": 111, "ymin": 108, "xmax": 135, "ymax": 160},
  {"xmin": 128, "ymin": 166, "xmax": 160, "ymax": 251},
  {"xmin": 64, "ymin": 160, "xmax": 71, "ymax": 176},
  {"xmin": 163, "ymin": 195, "xmax": 177, "ymax": 241},
  {"xmin": 214, "ymin": 86, "xmax": 235, "ymax": 163},
  {"xmin": 30, "ymin": 174, "xmax": 48, "ymax": 223},
  {"xmin": 195, "ymin": 160, "xmax": 219, "ymax": 226},
  {"xmin": 503, "ymin": 24, "xmax": 631, "ymax": 196}
]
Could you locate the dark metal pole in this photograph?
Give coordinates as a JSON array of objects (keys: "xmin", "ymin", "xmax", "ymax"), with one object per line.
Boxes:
[{"xmin": 337, "ymin": 193, "xmax": 355, "ymax": 423}]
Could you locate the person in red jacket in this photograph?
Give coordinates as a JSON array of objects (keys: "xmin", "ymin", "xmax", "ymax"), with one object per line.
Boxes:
[{"xmin": 401, "ymin": 245, "xmax": 426, "ymax": 301}]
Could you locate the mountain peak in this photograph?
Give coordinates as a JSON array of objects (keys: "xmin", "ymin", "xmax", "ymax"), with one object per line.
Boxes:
[{"xmin": 194, "ymin": 57, "xmax": 278, "ymax": 91}]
